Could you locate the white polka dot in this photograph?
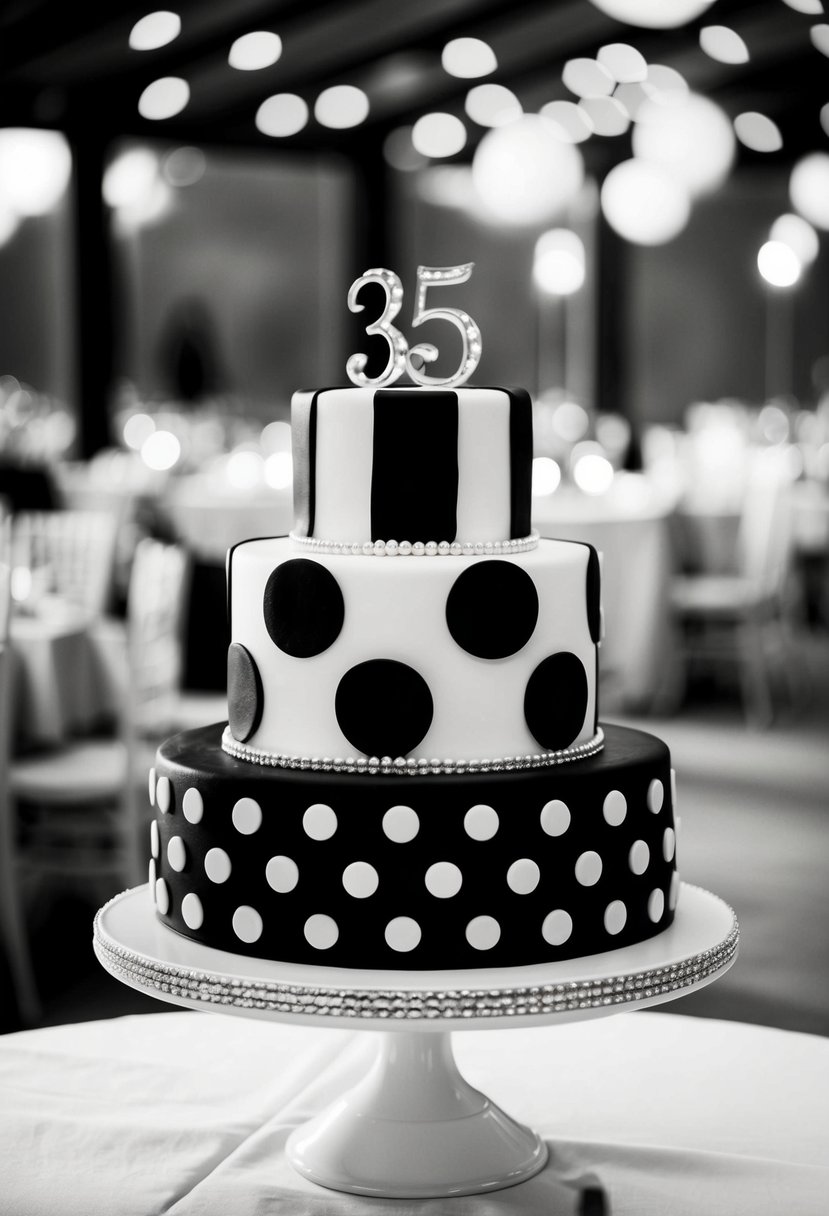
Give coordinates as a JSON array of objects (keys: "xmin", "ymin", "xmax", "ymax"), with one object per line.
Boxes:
[
  {"xmin": 385, "ymin": 916, "xmax": 422, "ymax": 952},
  {"xmin": 303, "ymin": 803, "xmax": 337, "ymax": 840},
  {"xmin": 148, "ymin": 767, "xmax": 156, "ymax": 807},
  {"xmin": 150, "ymin": 819, "xmax": 159, "ymax": 860},
  {"xmin": 182, "ymin": 787, "xmax": 204, "ymax": 824},
  {"xmin": 540, "ymin": 799, "xmax": 570, "ymax": 836},
  {"xmin": 602, "ymin": 789, "xmax": 626, "ymax": 826},
  {"xmin": 342, "ymin": 861, "xmax": 379, "ymax": 899},
  {"xmin": 648, "ymin": 888, "xmax": 665, "ymax": 923},
  {"xmin": 575, "ymin": 850, "xmax": 603, "ymax": 886},
  {"xmin": 233, "ymin": 905, "xmax": 263, "ymax": 944},
  {"xmin": 464, "ymin": 804, "xmax": 499, "ymax": 841},
  {"xmin": 167, "ymin": 836, "xmax": 187, "ymax": 872},
  {"xmin": 232, "ymin": 797, "xmax": 262, "ymax": 835},
  {"xmin": 148, "ymin": 858, "xmax": 156, "ymax": 897},
  {"xmin": 156, "ymin": 775, "xmax": 171, "ymax": 814},
  {"xmin": 465, "ymin": 915, "xmax": 501, "ymax": 951},
  {"xmin": 507, "ymin": 858, "xmax": 540, "ymax": 894},
  {"xmin": 670, "ymin": 767, "xmax": 677, "ymax": 809},
  {"xmin": 205, "ymin": 847, "xmax": 231, "ymax": 883},
  {"xmin": 155, "ymin": 877, "xmax": 169, "ymax": 915},
  {"xmin": 304, "ymin": 913, "xmax": 339, "ymax": 949},
  {"xmin": 628, "ymin": 839, "xmax": 650, "ymax": 875},
  {"xmin": 425, "ymin": 862, "xmax": 463, "ymax": 898},
  {"xmin": 382, "ymin": 805, "xmax": 419, "ymax": 843},
  {"xmin": 266, "ymin": 855, "xmax": 299, "ymax": 893},
  {"xmin": 542, "ymin": 909, "xmax": 572, "ymax": 946},
  {"xmin": 604, "ymin": 900, "xmax": 627, "ymax": 935},
  {"xmin": 669, "ymin": 870, "xmax": 680, "ymax": 910},
  {"xmin": 663, "ymin": 827, "xmax": 676, "ymax": 862},
  {"xmin": 181, "ymin": 892, "xmax": 204, "ymax": 930},
  {"xmin": 647, "ymin": 779, "xmax": 664, "ymax": 814}
]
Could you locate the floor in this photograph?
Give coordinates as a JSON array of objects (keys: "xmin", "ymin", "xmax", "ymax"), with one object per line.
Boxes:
[{"xmin": 4, "ymin": 630, "xmax": 828, "ymax": 1039}]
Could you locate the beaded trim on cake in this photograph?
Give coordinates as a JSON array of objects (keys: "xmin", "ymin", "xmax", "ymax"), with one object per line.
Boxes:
[
  {"xmin": 289, "ymin": 530, "xmax": 540, "ymax": 557},
  {"xmin": 221, "ymin": 724, "xmax": 605, "ymax": 774}
]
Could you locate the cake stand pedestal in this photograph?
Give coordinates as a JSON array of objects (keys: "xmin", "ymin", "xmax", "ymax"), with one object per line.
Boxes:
[{"xmin": 94, "ymin": 883, "xmax": 737, "ymax": 1200}]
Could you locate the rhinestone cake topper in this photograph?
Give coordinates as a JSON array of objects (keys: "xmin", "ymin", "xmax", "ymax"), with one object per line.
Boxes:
[{"xmin": 347, "ymin": 263, "xmax": 482, "ymax": 389}]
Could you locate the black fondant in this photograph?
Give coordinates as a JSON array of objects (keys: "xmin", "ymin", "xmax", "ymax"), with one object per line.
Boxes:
[
  {"xmin": 335, "ymin": 659, "xmax": 433, "ymax": 757},
  {"xmin": 153, "ymin": 723, "xmax": 676, "ymax": 970},
  {"xmin": 585, "ymin": 544, "xmax": 601, "ymax": 644},
  {"xmin": 445, "ymin": 560, "xmax": 539, "ymax": 659},
  {"xmin": 263, "ymin": 558, "xmax": 345, "ymax": 657},
  {"xmin": 227, "ymin": 643, "xmax": 263, "ymax": 742},
  {"xmin": 371, "ymin": 390, "xmax": 459, "ymax": 541},
  {"xmin": 507, "ymin": 387, "xmax": 533, "ymax": 538},
  {"xmin": 524, "ymin": 652, "xmax": 589, "ymax": 750},
  {"xmin": 291, "ymin": 389, "xmax": 320, "ymax": 538}
]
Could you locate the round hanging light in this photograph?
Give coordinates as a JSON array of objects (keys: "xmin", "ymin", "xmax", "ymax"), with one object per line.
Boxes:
[
  {"xmin": 472, "ymin": 115, "xmax": 584, "ymax": 226},
  {"xmin": 790, "ymin": 152, "xmax": 829, "ymax": 230},
  {"xmin": 633, "ymin": 93, "xmax": 735, "ymax": 196},
  {"xmin": 601, "ymin": 158, "xmax": 691, "ymax": 245},
  {"xmin": 586, "ymin": 0, "xmax": 716, "ymax": 28}
]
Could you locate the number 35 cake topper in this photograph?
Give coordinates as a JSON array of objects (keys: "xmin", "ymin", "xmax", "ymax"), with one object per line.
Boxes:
[{"xmin": 346, "ymin": 263, "xmax": 482, "ymax": 389}]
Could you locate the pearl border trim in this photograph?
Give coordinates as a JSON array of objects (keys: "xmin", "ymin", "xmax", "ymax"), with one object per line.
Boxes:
[
  {"xmin": 93, "ymin": 887, "xmax": 738, "ymax": 1022},
  {"xmin": 220, "ymin": 725, "xmax": 605, "ymax": 775},
  {"xmin": 289, "ymin": 530, "xmax": 540, "ymax": 557}
]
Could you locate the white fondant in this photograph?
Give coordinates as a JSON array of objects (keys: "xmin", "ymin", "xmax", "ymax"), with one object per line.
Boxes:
[
  {"xmin": 266, "ymin": 855, "xmax": 299, "ymax": 893},
  {"xmin": 629, "ymin": 839, "xmax": 650, "ymax": 875},
  {"xmin": 342, "ymin": 861, "xmax": 379, "ymax": 899},
  {"xmin": 232, "ymin": 797, "xmax": 262, "ymax": 835},
  {"xmin": 303, "ymin": 803, "xmax": 337, "ymax": 840},
  {"xmin": 155, "ymin": 775, "xmax": 171, "ymax": 814},
  {"xmin": 385, "ymin": 916, "xmax": 421, "ymax": 952},
  {"xmin": 155, "ymin": 877, "xmax": 169, "ymax": 915},
  {"xmin": 233, "ymin": 905, "xmax": 263, "ymax": 944},
  {"xmin": 663, "ymin": 827, "xmax": 676, "ymax": 862},
  {"xmin": 542, "ymin": 908, "xmax": 572, "ymax": 946},
  {"xmin": 540, "ymin": 799, "xmax": 570, "ymax": 837},
  {"xmin": 182, "ymin": 787, "xmax": 204, "ymax": 824},
  {"xmin": 464, "ymin": 804, "xmax": 499, "ymax": 841},
  {"xmin": 506, "ymin": 859, "xmax": 540, "ymax": 895},
  {"xmin": 311, "ymin": 389, "xmax": 373, "ymax": 542},
  {"xmin": 602, "ymin": 789, "xmax": 627, "ymax": 826},
  {"xmin": 604, "ymin": 900, "xmax": 627, "ymax": 935},
  {"xmin": 382, "ymin": 805, "xmax": 420, "ymax": 842},
  {"xmin": 148, "ymin": 767, "xmax": 156, "ymax": 808},
  {"xmin": 150, "ymin": 820, "xmax": 159, "ymax": 860},
  {"xmin": 304, "ymin": 914, "xmax": 339, "ymax": 949},
  {"xmin": 648, "ymin": 888, "xmax": 665, "ymax": 923},
  {"xmin": 181, "ymin": 892, "xmax": 204, "ymax": 930},
  {"xmin": 424, "ymin": 862, "xmax": 463, "ymax": 898},
  {"xmin": 455, "ymin": 389, "xmax": 512, "ymax": 540},
  {"xmin": 575, "ymin": 850, "xmax": 602, "ymax": 887},
  {"xmin": 669, "ymin": 870, "xmax": 680, "ymax": 910},
  {"xmin": 229, "ymin": 536, "xmax": 597, "ymax": 763},
  {"xmin": 166, "ymin": 836, "xmax": 187, "ymax": 873},
  {"xmin": 647, "ymin": 779, "xmax": 664, "ymax": 813},
  {"xmin": 204, "ymin": 847, "xmax": 232, "ymax": 884},
  {"xmin": 465, "ymin": 915, "xmax": 501, "ymax": 950}
]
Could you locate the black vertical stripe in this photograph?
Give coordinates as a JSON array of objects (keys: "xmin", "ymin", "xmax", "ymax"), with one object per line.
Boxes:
[
  {"xmin": 291, "ymin": 390, "xmax": 319, "ymax": 538},
  {"xmin": 371, "ymin": 390, "xmax": 459, "ymax": 541},
  {"xmin": 507, "ymin": 387, "xmax": 533, "ymax": 537}
]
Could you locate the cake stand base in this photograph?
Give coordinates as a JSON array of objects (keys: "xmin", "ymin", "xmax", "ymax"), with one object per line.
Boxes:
[
  {"xmin": 94, "ymin": 883, "xmax": 737, "ymax": 1199},
  {"xmin": 286, "ymin": 1031, "xmax": 547, "ymax": 1198}
]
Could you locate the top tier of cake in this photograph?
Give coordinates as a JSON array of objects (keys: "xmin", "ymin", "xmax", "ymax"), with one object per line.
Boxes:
[{"xmin": 292, "ymin": 386, "xmax": 533, "ymax": 547}]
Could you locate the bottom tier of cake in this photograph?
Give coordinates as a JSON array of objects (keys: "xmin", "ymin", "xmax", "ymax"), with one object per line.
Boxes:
[{"xmin": 149, "ymin": 723, "xmax": 678, "ymax": 970}]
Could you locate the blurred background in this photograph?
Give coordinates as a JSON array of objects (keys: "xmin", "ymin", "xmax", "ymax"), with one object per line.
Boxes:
[{"xmin": 0, "ymin": 0, "xmax": 827, "ymax": 1037}]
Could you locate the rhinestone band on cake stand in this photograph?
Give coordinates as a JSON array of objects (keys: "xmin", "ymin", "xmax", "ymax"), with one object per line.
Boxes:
[{"xmin": 94, "ymin": 882, "xmax": 737, "ymax": 1200}]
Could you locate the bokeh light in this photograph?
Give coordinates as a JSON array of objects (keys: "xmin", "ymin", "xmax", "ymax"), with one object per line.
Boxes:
[
  {"xmin": 790, "ymin": 152, "xmax": 829, "ymax": 230},
  {"xmin": 226, "ymin": 450, "xmax": 264, "ymax": 488},
  {"xmin": 810, "ymin": 24, "xmax": 829, "ymax": 57},
  {"xmin": 383, "ymin": 126, "xmax": 428, "ymax": 171},
  {"xmin": 103, "ymin": 147, "xmax": 159, "ymax": 207},
  {"xmin": 314, "ymin": 85, "xmax": 369, "ymax": 129},
  {"xmin": 734, "ymin": 112, "xmax": 782, "ymax": 153},
  {"xmin": 532, "ymin": 457, "xmax": 562, "ymax": 496},
  {"xmin": 129, "ymin": 11, "xmax": 181, "ymax": 51},
  {"xmin": 441, "ymin": 37, "xmax": 497, "ymax": 78},
  {"xmin": 256, "ymin": 94, "xmax": 309, "ymax": 137},
  {"xmin": 472, "ymin": 115, "xmax": 584, "ymax": 225},
  {"xmin": 633, "ymin": 93, "xmax": 735, "ymax": 196},
  {"xmin": 412, "ymin": 112, "xmax": 467, "ymax": 158},
  {"xmin": 533, "ymin": 229, "xmax": 586, "ymax": 296},
  {"xmin": 265, "ymin": 451, "xmax": 293, "ymax": 489},
  {"xmin": 141, "ymin": 430, "xmax": 181, "ymax": 470},
  {"xmin": 699, "ymin": 26, "xmax": 749, "ymax": 64},
  {"xmin": 162, "ymin": 145, "xmax": 206, "ymax": 186},
  {"xmin": 0, "ymin": 129, "xmax": 71, "ymax": 216},
  {"xmin": 562, "ymin": 58, "xmax": 614, "ymax": 99},
  {"xmin": 601, "ymin": 158, "xmax": 691, "ymax": 245},
  {"xmin": 757, "ymin": 240, "xmax": 802, "ymax": 288},
  {"xmin": 573, "ymin": 451, "xmax": 614, "ymax": 495},
  {"xmin": 123, "ymin": 413, "xmax": 156, "ymax": 451},
  {"xmin": 579, "ymin": 96, "xmax": 629, "ymax": 136},
  {"xmin": 228, "ymin": 31, "xmax": 282, "ymax": 70},
  {"xmin": 464, "ymin": 84, "xmax": 521, "ymax": 127},
  {"xmin": 597, "ymin": 43, "xmax": 647, "ymax": 83},
  {"xmin": 552, "ymin": 401, "xmax": 590, "ymax": 442},
  {"xmin": 539, "ymin": 100, "xmax": 592, "ymax": 143},
  {"xmin": 770, "ymin": 213, "xmax": 819, "ymax": 264},
  {"xmin": 586, "ymin": 0, "xmax": 716, "ymax": 28},
  {"xmin": 138, "ymin": 77, "xmax": 190, "ymax": 120}
]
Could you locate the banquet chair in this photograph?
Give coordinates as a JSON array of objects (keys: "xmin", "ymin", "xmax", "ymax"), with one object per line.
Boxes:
[
  {"xmin": 12, "ymin": 509, "xmax": 119, "ymax": 617},
  {"xmin": 670, "ymin": 455, "xmax": 797, "ymax": 726}
]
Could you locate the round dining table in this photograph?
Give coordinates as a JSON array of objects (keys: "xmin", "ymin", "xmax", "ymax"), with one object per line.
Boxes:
[{"xmin": 0, "ymin": 1007, "xmax": 825, "ymax": 1215}]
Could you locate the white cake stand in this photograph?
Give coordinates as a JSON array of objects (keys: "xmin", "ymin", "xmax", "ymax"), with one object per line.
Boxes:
[{"xmin": 94, "ymin": 883, "xmax": 737, "ymax": 1200}]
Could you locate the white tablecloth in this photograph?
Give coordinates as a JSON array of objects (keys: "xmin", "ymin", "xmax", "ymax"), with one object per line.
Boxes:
[{"xmin": 1, "ymin": 1009, "xmax": 826, "ymax": 1215}]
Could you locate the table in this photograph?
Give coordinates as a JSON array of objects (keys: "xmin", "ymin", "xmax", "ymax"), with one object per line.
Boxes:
[{"xmin": 0, "ymin": 1009, "xmax": 825, "ymax": 1214}]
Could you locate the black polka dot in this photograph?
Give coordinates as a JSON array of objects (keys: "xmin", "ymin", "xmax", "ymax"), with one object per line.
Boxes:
[
  {"xmin": 336, "ymin": 660, "xmax": 433, "ymax": 757},
  {"xmin": 585, "ymin": 545, "xmax": 601, "ymax": 643},
  {"xmin": 263, "ymin": 559, "xmax": 344, "ymax": 657},
  {"xmin": 524, "ymin": 652, "xmax": 588, "ymax": 749},
  {"xmin": 446, "ymin": 561, "xmax": 538, "ymax": 659},
  {"xmin": 227, "ymin": 643, "xmax": 263, "ymax": 742}
]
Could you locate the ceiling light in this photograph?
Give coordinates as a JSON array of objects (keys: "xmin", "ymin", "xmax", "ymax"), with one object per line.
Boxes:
[
  {"xmin": 757, "ymin": 241, "xmax": 801, "ymax": 288},
  {"xmin": 441, "ymin": 37, "xmax": 497, "ymax": 78},
  {"xmin": 138, "ymin": 76, "xmax": 189, "ymax": 120},
  {"xmin": 314, "ymin": 85, "xmax": 369, "ymax": 129},
  {"xmin": 770, "ymin": 214, "xmax": 819, "ymax": 265},
  {"xmin": 562, "ymin": 58, "xmax": 614, "ymax": 99},
  {"xmin": 0, "ymin": 128, "xmax": 71, "ymax": 216},
  {"xmin": 256, "ymin": 94, "xmax": 309, "ymax": 137},
  {"xmin": 810, "ymin": 25, "xmax": 829, "ymax": 57},
  {"xmin": 699, "ymin": 26, "xmax": 749, "ymax": 64},
  {"xmin": 586, "ymin": 0, "xmax": 716, "ymax": 28},
  {"xmin": 540, "ymin": 100, "xmax": 592, "ymax": 143},
  {"xmin": 790, "ymin": 152, "xmax": 829, "ymax": 230},
  {"xmin": 601, "ymin": 158, "xmax": 691, "ymax": 245},
  {"xmin": 643, "ymin": 65, "xmax": 689, "ymax": 106},
  {"xmin": 633, "ymin": 93, "xmax": 735, "ymax": 196},
  {"xmin": 228, "ymin": 31, "xmax": 282, "ymax": 70},
  {"xmin": 781, "ymin": 0, "xmax": 822, "ymax": 11},
  {"xmin": 472, "ymin": 115, "xmax": 584, "ymax": 226},
  {"xmin": 821, "ymin": 102, "xmax": 829, "ymax": 138},
  {"xmin": 411, "ymin": 112, "xmax": 466, "ymax": 158},
  {"xmin": 465, "ymin": 84, "xmax": 521, "ymax": 127},
  {"xmin": 579, "ymin": 96, "xmax": 629, "ymax": 137},
  {"xmin": 734, "ymin": 112, "xmax": 782, "ymax": 153},
  {"xmin": 597, "ymin": 43, "xmax": 647, "ymax": 83},
  {"xmin": 129, "ymin": 11, "xmax": 181, "ymax": 51},
  {"xmin": 613, "ymin": 82, "xmax": 651, "ymax": 121}
]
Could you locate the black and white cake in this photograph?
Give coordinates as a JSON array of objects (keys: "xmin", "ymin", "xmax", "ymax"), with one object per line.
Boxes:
[{"xmin": 147, "ymin": 378, "xmax": 680, "ymax": 971}]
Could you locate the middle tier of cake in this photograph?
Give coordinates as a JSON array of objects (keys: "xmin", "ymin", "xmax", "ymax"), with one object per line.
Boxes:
[{"xmin": 226, "ymin": 535, "xmax": 602, "ymax": 766}]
